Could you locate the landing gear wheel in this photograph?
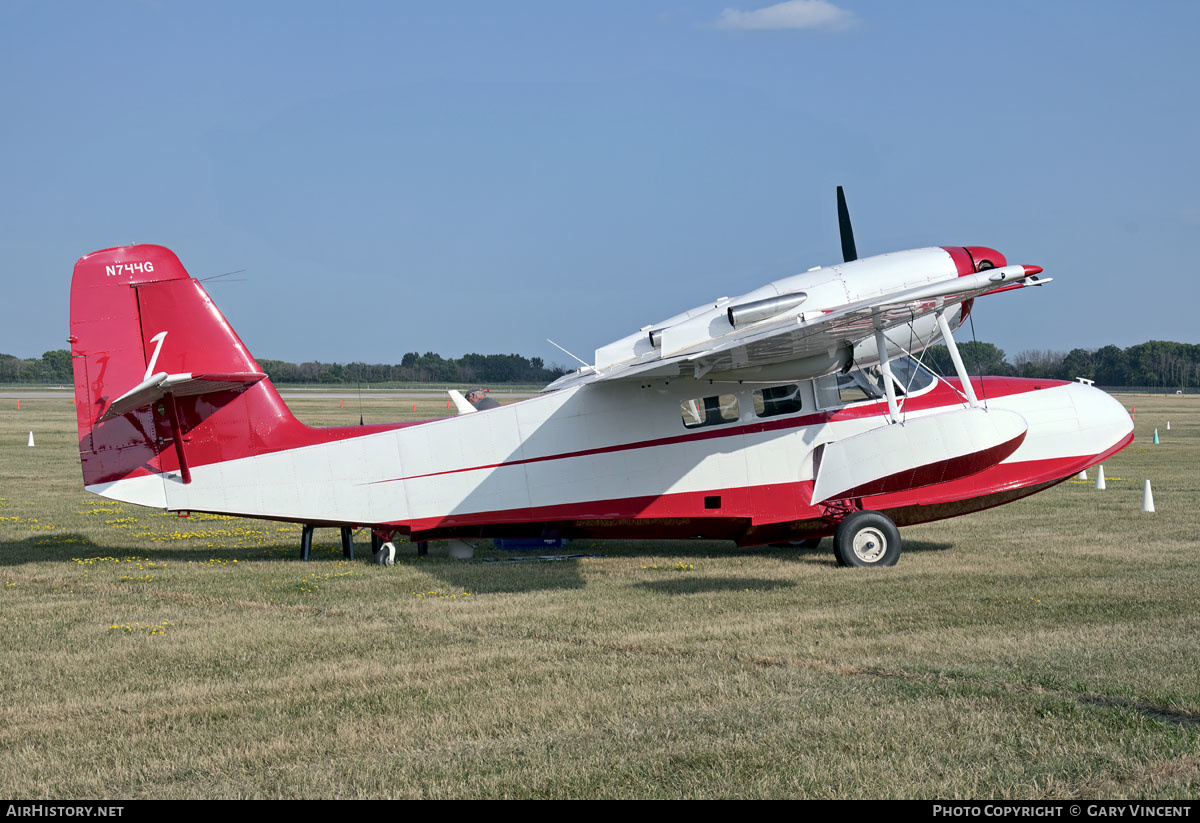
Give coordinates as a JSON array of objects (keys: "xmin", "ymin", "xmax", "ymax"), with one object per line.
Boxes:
[
  {"xmin": 833, "ymin": 511, "xmax": 901, "ymax": 567},
  {"xmin": 374, "ymin": 541, "xmax": 396, "ymax": 566}
]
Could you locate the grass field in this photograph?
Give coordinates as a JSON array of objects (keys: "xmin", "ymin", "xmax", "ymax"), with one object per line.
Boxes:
[{"xmin": 0, "ymin": 392, "xmax": 1196, "ymax": 799}]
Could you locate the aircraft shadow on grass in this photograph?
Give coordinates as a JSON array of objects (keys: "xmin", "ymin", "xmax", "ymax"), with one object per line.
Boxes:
[
  {"xmin": 633, "ymin": 576, "xmax": 797, "ymax": 595},
  {"xmin": 0, "ymin": 532, "xmax": 952, "ymax": 601}
]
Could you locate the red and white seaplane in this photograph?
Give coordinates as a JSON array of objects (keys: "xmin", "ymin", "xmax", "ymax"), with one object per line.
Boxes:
[{"xmin": 69, "ymin": 190, "xmax": 1133, "ymax": 566}]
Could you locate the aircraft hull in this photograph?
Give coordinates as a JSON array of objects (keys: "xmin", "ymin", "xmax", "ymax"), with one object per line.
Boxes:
[
  {"xmin": 71, "ymin": 243, "xmax": 1129, "ymax": 548},
  {"xmin": 87, "ymin": 376, "xmax": 1134, "ymax": 546}
]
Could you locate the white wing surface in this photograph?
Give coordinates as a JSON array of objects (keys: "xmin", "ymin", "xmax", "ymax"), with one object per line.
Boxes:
[{"xmin": 544, "ymin": 265, "xmax": 1048, "ymax": 392}]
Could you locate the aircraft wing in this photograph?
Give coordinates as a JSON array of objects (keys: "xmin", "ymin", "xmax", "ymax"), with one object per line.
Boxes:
[{"xmin": 545, "ymin": 265, "xmax": 1048, "ymax": 391}]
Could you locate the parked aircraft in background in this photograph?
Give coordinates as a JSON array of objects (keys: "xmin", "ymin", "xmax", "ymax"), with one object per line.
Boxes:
[{"xmin": 69, "ymin": 190, "xmax": 1133, "ymax": 566}]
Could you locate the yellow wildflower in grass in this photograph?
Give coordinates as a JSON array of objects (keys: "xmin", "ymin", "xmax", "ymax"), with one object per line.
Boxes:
[
  {"xmin": 35, "ymin": 536, "xmax": 83, "ymax": 546},
  {"xmin": 641, "ymin": 562, "xmax": 695, "ymax": 572},
  {"xmin": 107, "ymin": 620, "xmax": 171, "ymax": 636},
  {"xmin": 103, "ymin": 517, "xmax": 139, "ymax": 528},
  {"xmin": 411, "ymin": 589, "xmax": 472, "ymax": 600},
  {"xmin": 294, "ymin": 569, "xmax": 356, "ymax": 594}
]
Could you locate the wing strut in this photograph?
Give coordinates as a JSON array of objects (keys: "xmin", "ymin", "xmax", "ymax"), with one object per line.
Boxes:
[
  {"xmin": 935, "ymin": 308, "xmax": 980, "ymax": 408},
  {"xmin": 873, "ymin": 322, "xmax": 900, "ymax": 422}
]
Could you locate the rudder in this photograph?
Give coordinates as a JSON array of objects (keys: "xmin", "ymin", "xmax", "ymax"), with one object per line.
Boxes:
[{"xmin": 70, "ymin": 245, "xmax": 303, "ymax": 498}]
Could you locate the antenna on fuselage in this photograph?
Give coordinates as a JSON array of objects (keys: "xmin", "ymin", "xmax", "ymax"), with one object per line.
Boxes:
[{"xmin": 837, "ymin": 185, "xmax": 857, "ymax": 263}]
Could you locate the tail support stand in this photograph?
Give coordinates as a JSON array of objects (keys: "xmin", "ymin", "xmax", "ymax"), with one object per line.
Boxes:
[
  {"xmin": 341, "ymin": 526, "xmax": 354, "ymax": 560},
  {"xmin": 300, "ymin": 524, "xmax": 314, "ymax": 561}
]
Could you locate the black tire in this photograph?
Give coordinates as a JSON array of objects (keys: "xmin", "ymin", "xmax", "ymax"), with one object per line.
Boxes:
[{"xmin": 833, "ymin": 511, "xmax": 901, "ymax": 567}]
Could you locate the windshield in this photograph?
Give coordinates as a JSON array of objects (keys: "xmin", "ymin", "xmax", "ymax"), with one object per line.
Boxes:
[
  {"xmin": 887, "ymin": 356, "xmax": 937, "ymax": 395},
  {"xmin": 814, "ymin": 356, "xmax": 938, "ymax": 408}
]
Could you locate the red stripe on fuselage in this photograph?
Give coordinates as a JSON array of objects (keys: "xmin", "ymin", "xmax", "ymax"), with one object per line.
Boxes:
[
  {"xmin": 390, "ymin": 429, "xmax": 1132, "ymax": 539},
  {"xmin": 371, "ymin": 408, "xmax": 833, "ymax": 483},
  {"xmin": 372, "ymin": 377, "xmax": 1064, "ymax": 485}
]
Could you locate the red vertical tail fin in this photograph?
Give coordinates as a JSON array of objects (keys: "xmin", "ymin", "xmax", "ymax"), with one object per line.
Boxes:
[{"xmin": 70, "ymin": 245, "xmax": 302, "ymax": 490}]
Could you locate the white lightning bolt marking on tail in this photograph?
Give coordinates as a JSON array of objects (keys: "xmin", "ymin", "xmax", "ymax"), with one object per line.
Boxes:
[{"xmin": 144, "ymin": 331, "xmax": 168, "ymax": 381}]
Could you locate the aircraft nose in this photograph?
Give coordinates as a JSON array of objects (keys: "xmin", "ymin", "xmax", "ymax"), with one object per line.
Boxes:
[
  {"xmin": 964, "ymin": 246, "xmax": 1008, "ymax": 271},
  {"xmin": 1069, "ymin": 382, "xmax": 1135, "ymax": 460}
]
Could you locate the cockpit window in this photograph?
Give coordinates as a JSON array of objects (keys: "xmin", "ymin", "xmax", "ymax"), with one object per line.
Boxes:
[
  {"xmin": 752, "ymin": 384, "xmax": 803, "ymax": 418},
  {"xmin": 814, "ymin": 356, "xmax": 938, "ymax": 409},
  {"xmin": 681, "ymin": 394, "xmax": 740, "ymax": 429},
  {"xmin": 887, "ymin": 356, "xmax": 937, "ymax": 395}
]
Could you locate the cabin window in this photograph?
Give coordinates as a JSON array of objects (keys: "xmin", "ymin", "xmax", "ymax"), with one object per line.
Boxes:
[
  {"xmin": 837, "ymin": 370, "xmax": 884, "ymax": 403},
  {"xmin": 681, "ymin": 394, "xmax": 740, "ymax": 429},
  {"xmin": 813, "ymin": 370, "xmax": 883, "ymax": 408},
  {"xmin": 752, "ymin": 384, "xmax": 803, "ymax": 418},
  {"xmin": 813, "ymin": 375, "xmax": 842, "ymax": 409}
]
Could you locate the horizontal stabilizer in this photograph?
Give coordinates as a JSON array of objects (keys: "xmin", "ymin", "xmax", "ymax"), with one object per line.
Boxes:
[
  {"xmin": 100, "ymin": 371, "xmax": 266, "ymax": 422},
  {"xmin": 447, "ymin": 390, "xmax": 477, "ymax": 415},
  {"xmin": 811, "ymin": 407, "xmax": 1028, "ymax": 504}
]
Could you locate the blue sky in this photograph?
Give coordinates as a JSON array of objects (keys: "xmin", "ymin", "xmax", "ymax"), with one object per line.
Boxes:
[{"xmin": 2, "ymin": 1, "xmax": 1196, "ymax": 369}]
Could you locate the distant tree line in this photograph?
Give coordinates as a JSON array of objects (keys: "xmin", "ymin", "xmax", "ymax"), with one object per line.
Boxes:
[
  {"xmin": 921, "ymin": 340, "xmax": 1200, "ymax": 390},
  {"xmin": 0, "ymin": 349, "xmax": 565, "ymax": 386},
  {"xmin": 0, "ymin": 350, "xmax": 73, "ymax": 384},
  {"xmin": 5, "ymin": 341, "xmax": 1200, "ymax": 389},
  {"xmin": 255, "ymin": 352, "xmax": 568, "ymax": 385},
  {"xmin": 3, "ymin": 347, "xmax": 569, "ymax": 385}
]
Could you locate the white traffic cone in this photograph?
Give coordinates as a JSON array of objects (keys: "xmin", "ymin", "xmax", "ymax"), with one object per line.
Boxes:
[
  {"xmin": 1142, "ymin": 480, "xmax": 1155, "ymax": 513},
  {"xmin": 27, "ymin": 431, "xmax": 34, "ymax": 447},
  {"xmin": 1095, "ymin": 465, "xmax": 1106, "ymax": 490},
  {"xmin": 1076, "ymin": 469, "xmax": 1088, "ymax": 481}
]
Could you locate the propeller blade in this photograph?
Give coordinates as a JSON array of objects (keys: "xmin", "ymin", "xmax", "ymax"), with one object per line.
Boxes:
[{"xmin": 837, "ymin": 185, "xmax": 857, "ymax": 263}]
